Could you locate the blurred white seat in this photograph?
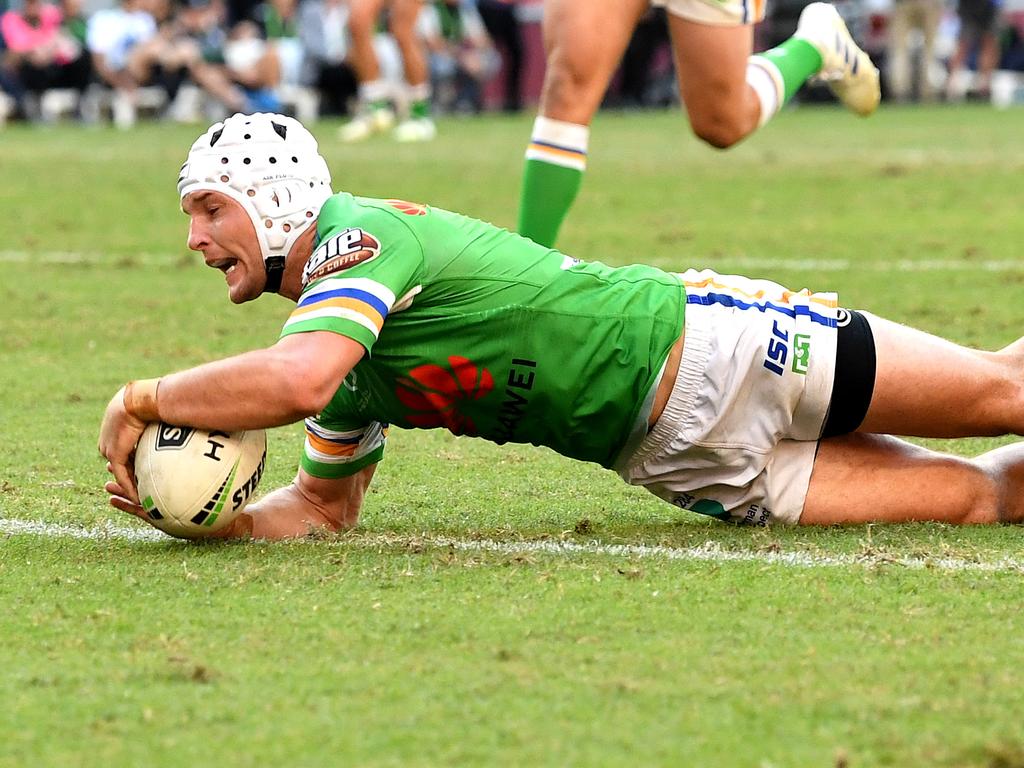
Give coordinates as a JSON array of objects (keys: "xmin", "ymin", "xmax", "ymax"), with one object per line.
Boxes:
[
  {"xmin": 0, "ymin": 91, "xmax": 14, "ymax": 127},
  {"xmin": 991, "ymin": 70, "xmax": 1024, "ymax": 109},
  {"xmin": 40, "ymin": 88, "xmax": 81, "ymax": 122},
  {"xmin": 81, "ymin": 84, "xmax": 168, "ymax": 128}
]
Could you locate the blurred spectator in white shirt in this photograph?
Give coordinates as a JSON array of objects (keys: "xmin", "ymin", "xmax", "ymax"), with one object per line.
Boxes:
[{"xmin": 85, "ymin": 0, "xmax": 157, "ymax": 90}]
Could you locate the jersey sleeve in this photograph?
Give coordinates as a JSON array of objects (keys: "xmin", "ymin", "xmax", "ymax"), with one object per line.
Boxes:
[
  {"xmin": 280, "ymin": 199, "xmax": 425, "ymax": 353},
  {"xmin": 301, "ymin": 415, "xmax": 387, "ymax": 479}
]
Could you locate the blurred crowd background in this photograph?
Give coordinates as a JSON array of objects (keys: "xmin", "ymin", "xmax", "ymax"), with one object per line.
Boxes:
[{"xmin": 2, "ymin": 0, "xmax": 1023, "ymax": 128}]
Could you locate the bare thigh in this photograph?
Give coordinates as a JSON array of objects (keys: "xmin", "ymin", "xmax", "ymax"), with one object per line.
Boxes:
[
  {"xmin": 538, "ymin": 0, "xmax": 649, "ymax": 123},
  {"xmin": 666, "ymin": 14, "xmax": 759, "ymax": 146},
  {"xmin": 801, "ymin": 432, "xmax": 1013, "ymax": 525},
  {"xmin": 859, "ymin": 313, "xmax": 1024, "ymax": 438}
]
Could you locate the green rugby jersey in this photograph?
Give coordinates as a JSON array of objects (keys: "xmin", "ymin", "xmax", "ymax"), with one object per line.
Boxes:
[{"xmin": 279, "ymin": 193, "xmax": 684, "ymax": 477}]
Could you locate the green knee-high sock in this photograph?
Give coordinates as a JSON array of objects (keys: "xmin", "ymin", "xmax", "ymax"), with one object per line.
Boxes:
[
  {"xmin": 518, "ymin": 159, "xmax": 583, "ymax": 248},
  {"xmin": 755, "ymin": 38, "xmax": 823, "ymax": 103},
  {"xmin": 517, "ymin": 116, "xmax": 589, "ymax": 248}
]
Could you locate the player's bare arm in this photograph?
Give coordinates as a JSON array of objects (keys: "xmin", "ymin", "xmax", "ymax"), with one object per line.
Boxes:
[
  {"xmin": 156, "ymin": 332, "xmax": 363, "ymax": 432},
  {"xmin": 98, "ymin": 331, "xmax": 365, "ymax": 503}
]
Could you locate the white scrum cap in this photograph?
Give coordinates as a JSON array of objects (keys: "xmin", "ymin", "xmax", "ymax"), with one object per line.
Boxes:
[{"xmin": 177, "ymin": 113, "xmax": 333, "ymax": 294}]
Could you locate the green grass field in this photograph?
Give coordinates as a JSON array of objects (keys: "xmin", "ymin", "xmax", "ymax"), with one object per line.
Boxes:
[{"xmin": 3, "ymin": 105, "xmax": 1024, "ymax": 767}]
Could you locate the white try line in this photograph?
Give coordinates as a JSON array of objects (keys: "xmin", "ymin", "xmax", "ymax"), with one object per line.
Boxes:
[
  {"xmin": 2, "ymin": 517, "xmax": 1023, "ymax": 574},
  {"xmin": 0, "ymin": 251, "xmax": 1021, "ymax": 274}
]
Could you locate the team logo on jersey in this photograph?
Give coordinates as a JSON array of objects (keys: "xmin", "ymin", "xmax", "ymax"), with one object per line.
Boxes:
[
  {"xmin": 395, "ymin": 356, "xmax": 494, "ymax": 435},
  {"xmin": 301, "ymin": 228, "xmax": 381, "ymax": 285},
  {"xmin": 385, "ymin": 199, "xmax": 428, "ymax": 216}
]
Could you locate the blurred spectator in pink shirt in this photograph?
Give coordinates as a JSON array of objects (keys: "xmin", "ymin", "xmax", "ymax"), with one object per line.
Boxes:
[{"xmin": 1, "ymin": 0, "xmax": 90, "ymax": 108}]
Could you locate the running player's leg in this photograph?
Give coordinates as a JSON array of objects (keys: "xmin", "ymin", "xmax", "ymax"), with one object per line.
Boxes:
[
  {"xmin": 667, "ymin": 20, "xmax": 760, "ymax": 148},
  {"xmin": 340, "ymin": 0, "xmax": 394, "ymax": 142},
  {"xmin": 801, "ymin": 432, "xmax": 1024, "ymax": 524},
  {"xmin": 667, "ymin": 2, "xmax": 879, "ymax": 150},
  {"xmin": 792, "ymin": 3, "xmax": 880, "ymax": 116},
  {"xmin": 390, "ymin": 0, "xmax": 435, "ymax": 142},
  {"xmin": 516, "ymin": 0, "xmax": 648, "ymax": 248}
]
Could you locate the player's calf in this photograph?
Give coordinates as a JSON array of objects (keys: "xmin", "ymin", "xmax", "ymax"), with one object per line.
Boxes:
[
  {"xmin": 953, "ymin": 463, "xmax": 1005, "ymax": 524},
  {"xmin": 800, "ymin": 434, "xmax": 1008, "ymax": 526}
]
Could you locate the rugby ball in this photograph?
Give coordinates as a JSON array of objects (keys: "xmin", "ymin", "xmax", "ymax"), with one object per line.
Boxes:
[{"xmin": 135, "ymin": 422, "xmax": 267, "ymax": 538}]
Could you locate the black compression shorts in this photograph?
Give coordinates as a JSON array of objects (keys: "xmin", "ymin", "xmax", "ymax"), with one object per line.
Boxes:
[{"xmin": 822, "ymin": 309, "xmax": 876, "ymax": 438}]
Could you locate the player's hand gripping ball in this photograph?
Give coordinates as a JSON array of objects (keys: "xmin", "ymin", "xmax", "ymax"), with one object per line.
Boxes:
[{"xmin": 135, "ymin": 423, "xmax": 267, "ymax": 538}]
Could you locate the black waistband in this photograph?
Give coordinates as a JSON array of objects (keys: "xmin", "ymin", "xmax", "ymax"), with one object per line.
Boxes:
[{"xmin": 822, "ymin": 309, "xmax": 876, "ymax": 438}]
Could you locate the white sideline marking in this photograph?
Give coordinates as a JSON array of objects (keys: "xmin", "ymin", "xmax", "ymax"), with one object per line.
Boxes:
[
  {"xmin": 724, "ymin": 256, "xmax": 1022, "ymax": 273},
  {"xmin": 0, "ymin": 251, "xmax": 1020, "ymax": 273},
  {"xmin": 2, "ymin": 517, "xmax": 1023, "ymax": 573},
  {"xmin": 0, "ymin": 251, "xmax": 189, "ymax": 266},
  {"xmin": 1, "ymin": 518, "xmax": 166, "ymax": 543}
]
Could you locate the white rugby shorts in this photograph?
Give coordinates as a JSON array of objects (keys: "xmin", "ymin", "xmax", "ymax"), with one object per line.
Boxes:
[
  {"xmin": 616, "ymin": 269, "xmax": 839, "ymax": 526},
  {"xmin": 652, "ymin": 0, "xmax": 766, "ymax": 26}
]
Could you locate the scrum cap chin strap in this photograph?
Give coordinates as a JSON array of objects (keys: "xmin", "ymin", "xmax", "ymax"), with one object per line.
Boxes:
[{"xmin": 264, "ymin": 255, "xmax": 286, "ymax": 295}]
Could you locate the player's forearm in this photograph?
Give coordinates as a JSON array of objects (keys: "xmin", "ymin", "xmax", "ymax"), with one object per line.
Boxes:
[
  {"xmin": 155, "ymin": 348, "xmax": 324, "ymax": 431},
  {"xmin": 124, "ymin": 334, "xmax": 360, "ymax": 431}
]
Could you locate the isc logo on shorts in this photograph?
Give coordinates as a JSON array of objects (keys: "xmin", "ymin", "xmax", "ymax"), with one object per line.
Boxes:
[{"xmin": 763, "ymin": 320, "xmax": 811, "ymax": 376}]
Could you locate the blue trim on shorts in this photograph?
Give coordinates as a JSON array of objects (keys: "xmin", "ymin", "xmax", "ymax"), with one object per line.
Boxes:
[{"xmin": 686, "ymin": 292, "xmax": 838, "ymax": 328}]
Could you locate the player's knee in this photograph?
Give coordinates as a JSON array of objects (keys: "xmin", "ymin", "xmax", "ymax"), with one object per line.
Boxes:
[
  {"xmin": 689, "ymin": 109, "xmax": 749, "ymax": 150},
  {"xmin": 540, "ymin": 51, "xmax": 602, "ymax": 119},
  {"xmin": 390, "ymin": 27, "xmax": 415, "ymax": 44},
  {"xmin": 975, "ymin": 359, "xmax": 1024, "ymax": 435},
  {"xmin": 1000, "ymin": 377, "xmax": 1024, "ymax": 435},
  {"xmin": 955, "ymin": 464, "xmax": 1004, "ymax": 524}
]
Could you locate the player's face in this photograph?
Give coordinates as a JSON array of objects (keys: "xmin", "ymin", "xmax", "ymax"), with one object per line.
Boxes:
[{"xmin": 183, "ymin": 191, "xmax": 265, "ymax": 304}]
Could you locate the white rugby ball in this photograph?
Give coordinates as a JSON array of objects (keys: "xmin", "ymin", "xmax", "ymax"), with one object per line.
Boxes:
[{"xmin": 135, "ymin": 422, "xmax": 267, "ymax": 538}]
